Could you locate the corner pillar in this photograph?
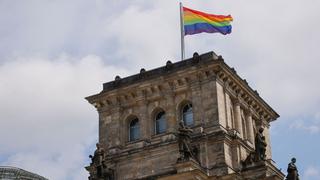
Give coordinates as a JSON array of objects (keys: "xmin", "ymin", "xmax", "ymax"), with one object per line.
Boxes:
[
  {"xmin": 137, "ymin": 90, "xmax": 149, "ymax": 140},
  {"xmin": 234, "ymin": 101, "xmax": 243, "ymax": 138},
  {"xmin": 246, "ymin": 112, "xmax": 255, "ymax": 144}
]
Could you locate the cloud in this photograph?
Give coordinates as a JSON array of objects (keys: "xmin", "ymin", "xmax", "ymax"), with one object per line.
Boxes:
[
  {"xmin": 290, "ymin": 120, "xmax": 320, "ymax": 134},
  {"xmin": 103, "ymin": 1, "xmax": 181, "ymax": 70},
  {"xmin": 290, "ymin": 109, "xmax": 320, "ymax": 134},
  {"xmin": 1, "ymin": 0, "xmax": 320, "ymax": 179},
  {"xmin": 0, "ymin": 0, "xmax": 137, "ymax": 61},
  {"xmin": 303, "ymin": 166, "xmax": 320, "ymax": 179},
  {"xmin": 0, "ymin": 54, "xmax": 129, "ymax": 179}
]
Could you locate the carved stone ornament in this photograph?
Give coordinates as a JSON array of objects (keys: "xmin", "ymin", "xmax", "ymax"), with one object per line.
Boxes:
[
  {"xmin": 176, "ymin": 122, "xmax": 199, "ymax": 162},
  {"xmin": 86, "ymin": 143, "xmax": 115, "ymax": 180},
  {"xmin": 254, "ymin": 127, "xmax": 267, "ymax": 161},
  {"xmin": 286, "ymin": 158, "xmax": 300, "ymax": 180},
  {"xmin": 242, "ymin": 127, "xmax": 268, "ymax": 167}
]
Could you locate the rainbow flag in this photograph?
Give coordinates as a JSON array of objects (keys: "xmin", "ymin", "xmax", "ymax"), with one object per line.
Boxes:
[{"xmin": 183, "ymin": 7, "xmax": 233, "ymax": 35}]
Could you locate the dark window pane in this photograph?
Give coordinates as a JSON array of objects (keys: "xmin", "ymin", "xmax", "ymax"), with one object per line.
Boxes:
[
  {"xmin": 183, "ymin": 104, "xmax": 193, "ymax": 126},
  {"xmin": 155, "ymin": 111, "xmax": 166, "ymax": 134},
  {"xmin": 129, "ymin": 118, "xmax": 140, "ymax": 141}
]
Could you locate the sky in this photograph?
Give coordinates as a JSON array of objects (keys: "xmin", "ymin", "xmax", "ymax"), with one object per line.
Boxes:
[{"xmin": 0, "ymin": 0, "xmax": 319, "ymax": 179}]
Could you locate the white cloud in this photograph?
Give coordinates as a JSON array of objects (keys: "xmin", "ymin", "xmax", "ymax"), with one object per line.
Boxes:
[
  {"xmin": 1, "ymin": 0, "xmax": 320, "ymax": 179},
  {"xmin": 303, "ymin": 166, "xmax": 320, "ymax": 179},
  {"xmin": 290, "ymin": 120, "xmax": 320, "ymax": 134},
  {"xmin": 103, "ymin": 1, "xmax": 181, "ymax": 70},
  {"xmin": 0, "ymin": 54, "xmax": 129, "ymax": 179},
  {"xmin": 288, "ymin": 108, "xmax": 320, "ymax": 134}
]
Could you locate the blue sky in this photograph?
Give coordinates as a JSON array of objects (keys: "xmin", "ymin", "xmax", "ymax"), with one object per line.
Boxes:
[{"xmin": 0, "ymin": 0, "xmax": 319, "ymax": 179}]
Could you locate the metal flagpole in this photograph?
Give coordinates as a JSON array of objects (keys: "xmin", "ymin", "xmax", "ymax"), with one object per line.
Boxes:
[{"xmin": 179, "ymin": 2, "xmax": 185, "ymax": 61}]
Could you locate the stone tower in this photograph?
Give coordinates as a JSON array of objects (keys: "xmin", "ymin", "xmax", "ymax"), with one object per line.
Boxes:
[{"xmin": 85, "ymin": 52, "xmax": 285, "ymax": 180}]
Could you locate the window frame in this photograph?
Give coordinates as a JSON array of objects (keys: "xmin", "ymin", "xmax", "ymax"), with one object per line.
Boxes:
[
  {"xmin": 129, "ymin": 118, "xmax": 140, "ymax": 142},
  {"xmin": 182, "ymin": 103, "xmax": 194, "ymax": 126},
  {"xmin": 154, "ymin": 111, "xmax": 167, "ymax": 135}
]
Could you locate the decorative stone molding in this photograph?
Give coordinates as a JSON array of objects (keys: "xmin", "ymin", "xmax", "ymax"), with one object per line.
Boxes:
[{"xmin": 85, "ymin": 51, "xmax": 283, "ymax": 180}]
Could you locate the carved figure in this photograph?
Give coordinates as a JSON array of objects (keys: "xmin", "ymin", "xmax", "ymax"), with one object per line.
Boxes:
[
  {"xmin": 255, "ymin": 127, "xmax": 267, "ymax": 161},
  {"xmin": 87, "ymin": 143, "xmax": 115, "ymax": 180},
  {"xmin": 102, "ymin": 161, "xmax": 114, "ymax": 180},
  {"xmin": 177, "ymin": 121, "xmax": 194, "ymax": 162},
  {"xmin": 286, "ymin": 158, "xmax": 299, "ymax": 180},
  {"xmin": 242, "ymin": 151, "xmax": 256, "ymax": 166}
]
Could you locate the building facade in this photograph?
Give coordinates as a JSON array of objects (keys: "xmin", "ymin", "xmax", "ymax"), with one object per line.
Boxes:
[{"xmin": 85, "ymin": 52, "xmax": 284, "ymax": 180}]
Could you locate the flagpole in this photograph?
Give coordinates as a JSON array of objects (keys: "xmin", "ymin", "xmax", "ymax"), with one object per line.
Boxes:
[{"xmin": 179, "ymin": 2, "xmax": 185, "ymax": 61}]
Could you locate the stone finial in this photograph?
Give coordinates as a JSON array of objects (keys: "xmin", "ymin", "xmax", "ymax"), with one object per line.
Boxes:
[
  {"xmin": 193, "ymin": 52, "xmax": 199, "ymax": 58},
  {"xmin": 166, "ymin": 60, "xmax": 173, "ymax": 69},
  {"xmin": 218, "ymin": 55, "xmax": 224, "ymax": 61},
  {"xmin": 115, "ymin": 75, "xmax": 121, "ymax": 81},
  {"xmin": 231, "ymin": 67, "xmax": 237, "ymax": 74},
  {"xmin": 140, "ymin": 68, "xmax": 146, "ymax": 73},
  {"xmin": 193, "ymin": 52, "xmax": 200, "ymax": 62}
]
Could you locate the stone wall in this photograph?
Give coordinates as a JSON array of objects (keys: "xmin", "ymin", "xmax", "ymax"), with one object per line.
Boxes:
[{"xmin": 86, "ymin": 52, "xmax": 281, "ymax": 179}]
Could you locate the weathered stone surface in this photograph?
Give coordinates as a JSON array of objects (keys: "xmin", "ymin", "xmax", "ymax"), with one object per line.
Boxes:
[{"xmin": 85, "ymin": 51, "xmax": 284, "ymax": 180}]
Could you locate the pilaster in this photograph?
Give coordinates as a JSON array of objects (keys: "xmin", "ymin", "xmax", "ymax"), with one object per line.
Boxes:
[
  {"xmin": 233, "ymin": 100, "xmax": 243, "ymax": 139},
  {"xmin": 136, "ymin": 90, "xmax": 149, "ymax": 140},
  {"xmin": 245, "ymin": 111, "xmax": 255, "ymax": 144},
  {"xmin": 165, "ymin": 83, "xmax": 177, "ymax": 133},
  {"xmin": 190, "ymin": 80, "xmax": 203, "ymax": 127}
]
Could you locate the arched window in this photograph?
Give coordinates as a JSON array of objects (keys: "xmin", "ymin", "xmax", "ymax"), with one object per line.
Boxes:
[
  {"xmin": 182, "ymin": 103, "xmax": 193, "ymax": 126},
  {"xmin": 155, "ymin": 111, "xmax": 166, "ymax": 134},
  {"xmin": 129, "ymin": 118, "xmax": 140, "ymax": 141}
]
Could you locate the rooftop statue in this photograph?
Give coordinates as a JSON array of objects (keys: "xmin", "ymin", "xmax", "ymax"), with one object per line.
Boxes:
[
  {"xmin": 177, "ymin": 121, "xmax": 195, "ymax": 162},
  {"xmin": 286, "ymin": 158, "xmax": 300, "ymax": 180},
  {"xmin": 91, "ymin": 143, "xmax": 105, "ymax": 177},
  {"xmin": 87, "ymin": 143, "xmax": 114, "ymax": 180},
  {"xmin": 255, "ymin": 127, "xmax": 267, "ymax": 161}
]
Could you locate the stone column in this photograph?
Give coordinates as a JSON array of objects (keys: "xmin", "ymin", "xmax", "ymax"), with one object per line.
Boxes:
[
  {"xmin": 233, "ymin": 101, "xmax": 243, "ymax": 138},
  {"xmin": 246, "ymin": 112, "xmax": 255, "ymax": 144}
]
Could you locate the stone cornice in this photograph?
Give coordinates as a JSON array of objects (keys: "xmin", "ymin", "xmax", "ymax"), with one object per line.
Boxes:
[
  {"xmin": 86, "ymin": 51, "xmax": 279, "ymax": 122},
  {"xmin": 102, "ymin": 52, "xmax": 216, "ymax": 92},
  {"xmin": 214, "ymin": 61, "xmax": 279, "ymax": 121},
  {"xmin": 86, "ymin": 52, "xmax": 217, "ymax": 103}
]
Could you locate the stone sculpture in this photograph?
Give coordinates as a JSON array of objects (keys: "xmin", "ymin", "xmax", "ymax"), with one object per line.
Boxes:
[
  {"xmin": 255, "ymin": 127, "xmax": 267, "ymax": 161},
  {"xmin": 177, "ymin": 121, "xmax": 194, "ymax": 162},
  {"xmin": 242, "ymin": 127, "xmax": 268, "ymax": 167},
  {"xmin": 87, "ymin": 143, "xmax": 114, "ymax": 180},
  {"xmin": 91, "ymin": 143, "xmax": 105, "ymax": 177},
  {"xmin": 286, "ymin": 158, "xmax": 299, "ymax": 180}
]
